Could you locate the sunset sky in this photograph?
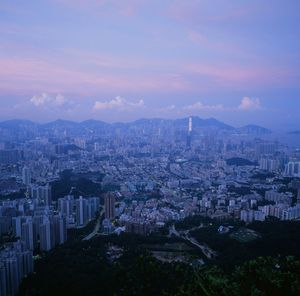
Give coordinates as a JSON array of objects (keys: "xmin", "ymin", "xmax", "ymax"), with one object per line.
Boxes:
[{"xmin": 0, "ymin": 0, "xmax": 299, "ymax": 129}]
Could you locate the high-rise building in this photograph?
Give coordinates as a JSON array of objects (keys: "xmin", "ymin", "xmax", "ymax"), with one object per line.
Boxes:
[
  {"xmin": 281, "ymin": 204, "xmax": 300, "ymax": 220},
  {"xmin": 58, "ymin": 195, "xmax": 75, "ymax": 228},
  {"xmin": 58, "ymin": 195, "xmax": 74, "ymax": 217},
  {"xmin": 30, "ymin": 184, "xmax": 52, "ymax": 205},
  {"xmin": 88, "ymin": 197, "xmax": 100, "ymax": 220},
  {"xmin": 187, "ymin": 116, "xmax": 192, "ymax": 147},
  {"xmin": 75, "ymin": 196, "xmax": 88, "ymax": 226},
  {"xmin": 22, "ymin": 167, "xmax": 31, "ymax": 187},
  {"xmin": 12, "ymin": 217, "xmax": 24, "ymax": 238},
  {"xmin": 188, "ymin": 116, "xmax": 192, "ymax": 133},
  {"xmin": 21, "ymin": 219, "xmax": 35, "ymax": 251},
  {"xmin": 53, "ymin": 214, "xmax": 67, "ymax": 245},
  {"xmin": 39, "ymin": 217, "xmax": 54, "ymax": 251},
  {"xmin": 255, "ymin": 142, "xmax": 277, "ymax": 157},
  {"xmin": 259, "ymin": 158, "xmax": 280, "ymax": 172},
  {"xmin": 0, "ymin": 262, "xmax": 7, "ymax": 296},
  {"xmin": 43, "ymin": 184, "xmax": 52, "ymax": 206},
  {"xmin": 4, "ymin": 257, "xmax": 19, "ymax": 296},
  {"xmin": 0, "ymin": 241, "xmax": 34, "ymax": 296},
  {"xmin": 104, "ymin": 193, "xmax": 115, "ymax": 220},
  {"xmin": 285, "ymin": 161, "xmax": 300, "ymax": 177}
]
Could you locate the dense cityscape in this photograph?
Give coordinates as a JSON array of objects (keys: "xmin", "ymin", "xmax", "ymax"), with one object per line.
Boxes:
[
  {"xmin": 1, "ymin": 0, "xmax": 300, "ymax": 295},
  {"xmin": 0, "ymin": 117, "xmax": 300, "ymax": 295}
]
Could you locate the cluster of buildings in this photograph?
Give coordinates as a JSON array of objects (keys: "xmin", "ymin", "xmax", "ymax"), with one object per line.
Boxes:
[
  {"xmin": 0, "ymin": 192, "xmax": 100, "ymax": 296},
  {"xmin": 1, "ymin": 117, "xmax": 300, "ymax": 294},
  {"xmin": 0, "ymin": 194, "xmax": 68, "ymax": 251},
  {"xmin": 0, "ymin": 241, "xmax": 33, "ymax": 296},
  {"xmin": 58, "ymin": 195, "xmax": 100, "ymax": 227},
  {"xmin": 285, "ymin": 161, "xmax": 300, "ymax": 177},
  {"xmin": 0, "ymin": 194, "xmax": 101, "ymax": 250}
]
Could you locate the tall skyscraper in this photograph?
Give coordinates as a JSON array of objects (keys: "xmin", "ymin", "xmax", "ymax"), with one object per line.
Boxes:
[
  {"xmin": 188, "ymin": 116, "xmax": 192, "ymax": 133},
  {"xmin": 104, "ymin": 193, "xmax": 115, "ymax": 220},
  {"xmin": 187, "ymin": 116, "xmax": 193, "ymax": 147}
]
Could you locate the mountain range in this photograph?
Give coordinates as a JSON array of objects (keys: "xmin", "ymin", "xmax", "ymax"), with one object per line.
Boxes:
[{"xmin": 0, "ymin": 117, "xmax": 272, "ymax": 136}]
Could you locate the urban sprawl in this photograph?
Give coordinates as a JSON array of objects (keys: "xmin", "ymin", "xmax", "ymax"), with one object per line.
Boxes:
[{"xmin": 0, "ymin": 117, "xmax": 300, "ymax": 296}]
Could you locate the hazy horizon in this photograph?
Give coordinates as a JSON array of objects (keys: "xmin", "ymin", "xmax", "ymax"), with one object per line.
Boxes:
[
  {"xmin": 2, "ymin": 3, "xmax": 300, "ymax": 295},
  {"xmin": 1, "ymin": 1, "xmax": 300, "ymax": 129}
]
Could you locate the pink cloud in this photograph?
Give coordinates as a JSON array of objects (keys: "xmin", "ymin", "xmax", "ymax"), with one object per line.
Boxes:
[
  {"xmin": 238, "ymin": 97, "xmax": 261, "ymax": 111},
  {"xmin": 0, "ymin": 55, "xmax": 298, "ymax": 96},
  {"xmin": 0, "ymin": 57, "xmax": 191, "ymax": 95},
  {"xmin": 0, "ymin": 43, "xmax": 298, "ymax": 97}
]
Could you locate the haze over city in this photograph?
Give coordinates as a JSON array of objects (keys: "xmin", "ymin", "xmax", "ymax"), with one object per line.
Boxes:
[
  {"xmin": 2, "ymin": 1, "xmax": 300, "ymax": 296},
  {"xmin": 1, "ymin": 0, "xmax": 300, "ymax": 129}
]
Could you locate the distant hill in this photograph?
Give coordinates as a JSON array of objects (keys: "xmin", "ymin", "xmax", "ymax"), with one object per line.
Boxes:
[
  {"xmin": 43, "ymin": 119, "xmax": 79, "ymax": 129},
  {"xmin": 199, "ymin": 117, "xmax": 234, "ymax": 130},
  {"xmin": 0, "ymin": 119, "xmax": 39, "ymax": 129},
  {"xmin": 237, "ymin": 124, "xmax": 272, "ymax": 135},
  {"xmin": 80, "ymin": 119, "xmax": 108, "ymax": 127},
  {"xmin": 173, "ymin": 116, "xmax": 234, "ymax": 130},
  {"xmin": 80, "ymin": 119, "xmax": 109, "ymax": 130},
  {"xmin": 0, "ymin": 117, "xmax": 271, "ymax": 137}
]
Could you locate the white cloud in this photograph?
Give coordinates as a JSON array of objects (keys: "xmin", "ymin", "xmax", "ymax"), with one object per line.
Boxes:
[
  {"xmin": 30, "ymin": 93, "xmax": 52, "ymax": 106},
  {"xmin": 238, "ymin": 97, "xmax": 261, "ymax": 111},
  {"xmin": 93, "ymin": 96, "xmax": 144, "ymax": 111},
  {"xmin": 183, "ymin": 101, "xmax": 224, "ymax": 111},
  {"xmin": 182, "ymin": 97, "xmax": 262, "ymax": 113},
  {"xmin": 54, "ymin": 94, "xmax": 66, "ymax": 106},
  {"xmin": 30, "ymin": 93, "xmax": 74, "ymax": 109}
]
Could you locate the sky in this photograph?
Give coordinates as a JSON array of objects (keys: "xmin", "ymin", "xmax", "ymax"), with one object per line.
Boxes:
[{"xmin": 0, "ymin": 0, "xmax": 299, "ymax": 129}]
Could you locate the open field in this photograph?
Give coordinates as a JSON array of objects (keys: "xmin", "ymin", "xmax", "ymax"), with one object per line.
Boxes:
[{"xmin": 230, "ymin": 228, "xmax": 261, "ymax": 243}]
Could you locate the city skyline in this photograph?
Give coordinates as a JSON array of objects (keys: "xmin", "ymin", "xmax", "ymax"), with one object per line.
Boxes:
[
  {"xmin": 1, "ymin": 1, "xmax": 300, "ymax": 128},
  {"xmin": 1, "ymin": 2, "xmax": 300, "ymax": 294}
]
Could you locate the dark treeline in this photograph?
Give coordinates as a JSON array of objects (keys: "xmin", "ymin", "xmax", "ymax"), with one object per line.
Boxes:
[{"xmin": 17, "ymin": 222, "xmax": 300, "ymax": 296}]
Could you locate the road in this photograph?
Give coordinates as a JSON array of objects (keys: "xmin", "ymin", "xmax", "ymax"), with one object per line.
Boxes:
[
  {"xmin": 82, "ymin": 208, "xmax": 104, "ymax": 241},
  {"xmin": 169, "ymin": 225, "xmax": 217, "ymax": 259},
  {"xmin": 184, "ymin": 235, "xmax": 217, "ymax": 259}
]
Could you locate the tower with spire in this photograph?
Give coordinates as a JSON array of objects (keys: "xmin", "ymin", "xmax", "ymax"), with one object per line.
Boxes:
[{"xmin": 187, "ymin": 116, "xmax": 193, "ymax": 147}]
